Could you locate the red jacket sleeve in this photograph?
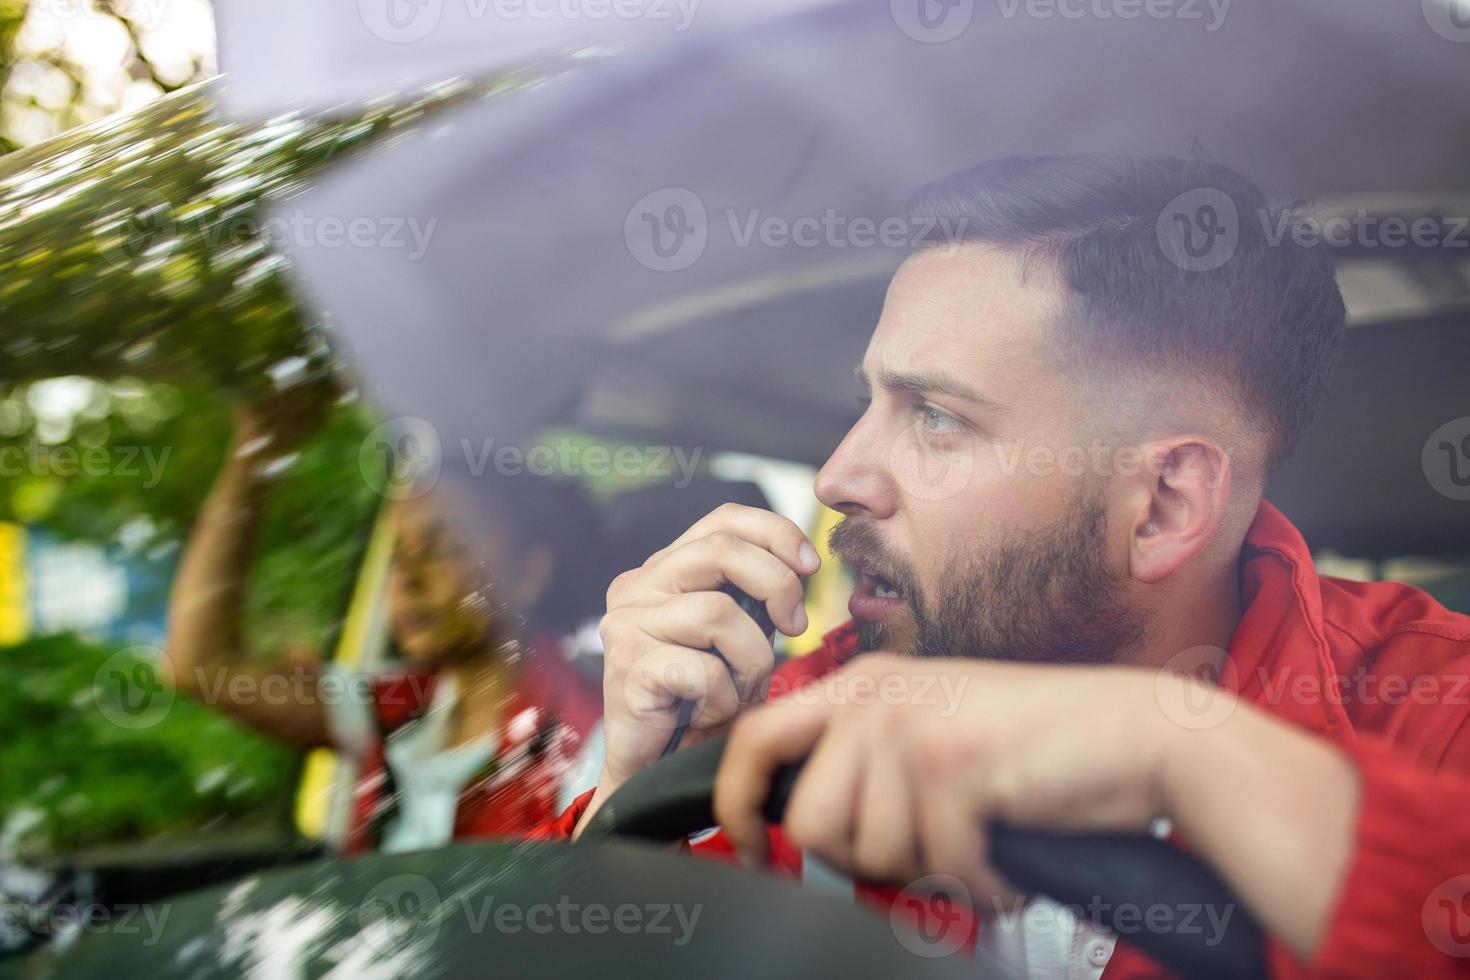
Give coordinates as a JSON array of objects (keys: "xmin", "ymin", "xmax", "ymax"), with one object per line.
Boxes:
[
  {"xmin": 527, "ymin": 786, "xmax": 598, "ymax": 840},
  {"xmin": 1277, "ymin": 736, "xmax": 1470, "ymax": 978}
]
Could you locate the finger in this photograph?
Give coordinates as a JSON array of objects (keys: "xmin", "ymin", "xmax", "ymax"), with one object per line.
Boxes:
[
  {"xmin": 851, "ymin": 737, "xmax": 919, "ymax": 884},
  {"xmin": 651, "ymin": 503, "xmax": 820, "ymax": 578},
  {"xmin": 644, "ymin": 534, "xmax": 810, "ymax": 637},
  {"xmin": 617, "ymin": 645, "xmax": 741, "ymax": 732},
  {"xmin": 913, "ymin": 766, "xmax": 1017, "ymax": 903},
  {"xmin": 714, "ymin": 697, "xmax": 832, "ymax": 863},
  {"xmin": 781, "ymin": 722, "xmax": 863, "ymax": 870},
  {"xmin": 623, "ymin": 592, "xmax": 776, "ymax": 703}
]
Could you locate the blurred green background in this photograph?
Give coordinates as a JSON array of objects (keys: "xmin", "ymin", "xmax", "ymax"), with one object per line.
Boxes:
[
  {"xmin": 0, "ymin": 0, "xmax": 405, "ymax": 856},
  {"xmin": 0, "ymin": 4, "xmax": 671, "ymax": 857}
]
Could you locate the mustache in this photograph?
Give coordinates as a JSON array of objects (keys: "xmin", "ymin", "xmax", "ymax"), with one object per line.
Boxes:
[{"xmin": 827, "ymin": 518, "xmax": 920, "ymax": 598}]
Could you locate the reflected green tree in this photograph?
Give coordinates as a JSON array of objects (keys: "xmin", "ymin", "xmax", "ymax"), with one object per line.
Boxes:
[{"xmin": 0, "ymin": 20, "xmax": 514, "ymax": 851}]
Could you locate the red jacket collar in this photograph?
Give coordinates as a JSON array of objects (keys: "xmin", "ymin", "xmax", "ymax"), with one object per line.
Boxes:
[{"xmin": 1222, "ymin": 499, "xmax": 1356, "ymax": 744}]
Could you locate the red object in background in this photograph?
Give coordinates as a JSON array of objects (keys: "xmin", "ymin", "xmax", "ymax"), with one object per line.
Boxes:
[{"xmin": 344, "ymin": 630, "xmax": 602, "ymax": 854}]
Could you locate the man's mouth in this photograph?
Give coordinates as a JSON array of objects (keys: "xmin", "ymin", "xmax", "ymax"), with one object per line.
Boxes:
[{"xmin": 847, "ymin": 561, "xmax": 909, "ymax": 623}]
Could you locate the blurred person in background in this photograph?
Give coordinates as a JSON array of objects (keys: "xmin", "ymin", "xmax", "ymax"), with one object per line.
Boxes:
[{"xmin": 161, "ymin": 389, "xmax": 606, "ymax": 853}]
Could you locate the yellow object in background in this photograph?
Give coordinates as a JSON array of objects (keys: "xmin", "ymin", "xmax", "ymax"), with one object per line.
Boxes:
[
  {"xmin": 293, "ymin": 504, "xmax": 396, "ymax": 840},
  {"xmin": 790, "ymin": 504, "xmax": 851, "ymax": 655},
  {"xmin": 0, "ymin": 523, "xmax": 30, "ymax": 646}
]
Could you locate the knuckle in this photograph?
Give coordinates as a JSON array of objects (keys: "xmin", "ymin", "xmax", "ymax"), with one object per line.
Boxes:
[
  {"xmin": 598, "ymin": 607, "xmax": 631, "ymax": 644},
  {"xmin": 854, "ymin": 842, "xmax": 905, "ymax": 882},
  {"xmin": 917, "ymin": 734, "xmax": 978, "ymax": 778},
  {"xmin": 701, "ymin": 529, "xmax": 738, "ymax": 555},
  {"xmin": 704, "ymin": 591, "xmax": 744, "ymax": 630},
  {"xmin": 596, "ymin": 614, "xmax": 622, "ymax": 652},
  {"xmin": 605, "ymin": 568, "xmax": 641, "ymax": 607},
  {"xmin": 871, "ymin": 700, "xmax": 905, "ymax": 735},
  {"xmin": 782, "ymin": 807, "xmax": 821, "ymax": 851},
  {"xmin": 712, "ymin": 501, "xmax": 746, "ymax": 522},
  {"xmin": 598, "ymin": 606, "xmax": 654, "ymax": 660}
]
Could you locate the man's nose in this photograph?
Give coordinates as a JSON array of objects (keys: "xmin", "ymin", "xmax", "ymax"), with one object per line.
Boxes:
[{"xmin": 815, "ymin": 417, "xmax": 897, "ymax": 519}]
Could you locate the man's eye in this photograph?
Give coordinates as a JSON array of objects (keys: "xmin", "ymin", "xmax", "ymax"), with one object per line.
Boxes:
[{"xmin": 919, "ymin": 404, "xmax": 961, "ymax": 434}]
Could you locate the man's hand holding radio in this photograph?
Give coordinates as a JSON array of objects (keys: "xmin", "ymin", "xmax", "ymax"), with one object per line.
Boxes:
[{"xmin": 574, "ymin": 504, "xmax": 821, "ymax": 837}]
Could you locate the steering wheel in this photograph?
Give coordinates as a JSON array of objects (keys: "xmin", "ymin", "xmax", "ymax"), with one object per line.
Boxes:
[{"xmin": 580, "ymin": 737, "xmax": 1266, "ymax": 980}]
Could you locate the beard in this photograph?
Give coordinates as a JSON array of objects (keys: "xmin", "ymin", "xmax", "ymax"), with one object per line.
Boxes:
[{"xmin": 828, "ymin": 489, "xmax": 1146, "ymax": 664}]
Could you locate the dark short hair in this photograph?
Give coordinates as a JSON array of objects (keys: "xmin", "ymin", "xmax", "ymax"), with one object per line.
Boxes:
[{"xmin": 906, "ymin": 155, "xmax": 1346, "ymax": 476}]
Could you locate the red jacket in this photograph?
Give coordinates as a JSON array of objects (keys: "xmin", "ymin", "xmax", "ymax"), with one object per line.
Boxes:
[
  {"xmin": 344, "ymin": 630, "xmax": 601, "ymax": 854},
  {"xmin": 539, "ymin": 501, "xmax": 1470, "ymax": 978}
]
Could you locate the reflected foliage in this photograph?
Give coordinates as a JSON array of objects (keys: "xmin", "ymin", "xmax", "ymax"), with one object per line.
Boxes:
[
  {"xmin": 0, "ymin": 67, "xmax": 506, "ymax": 853},
  {"xmin": 0, "ymin": 635, "xmax": 294, "ymax": 854}
]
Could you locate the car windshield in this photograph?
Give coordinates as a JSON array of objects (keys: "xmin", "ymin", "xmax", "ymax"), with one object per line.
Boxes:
[{"xmin": 2, "ymin": 4, "xmax": 1469, "ymax": 979}]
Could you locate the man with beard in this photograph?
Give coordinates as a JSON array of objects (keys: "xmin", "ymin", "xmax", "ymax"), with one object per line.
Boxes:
[{"xmin": 539, "ymin": 156, "xmax": 1470, "ymax": 978}]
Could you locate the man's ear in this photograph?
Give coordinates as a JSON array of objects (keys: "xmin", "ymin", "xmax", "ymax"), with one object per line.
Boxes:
[
  {"xmin": 1127, "ymin": 438, "xmax": 1231, "ymax": 584},
  {"xmin": 510, "ymin": 544, "xmax": 556, "ymax": 611}
]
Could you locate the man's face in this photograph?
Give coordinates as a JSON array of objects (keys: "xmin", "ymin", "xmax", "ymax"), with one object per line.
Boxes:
[{"xmin": 814, "ymin": 244, "xmax": 1144, "ymax": 663}]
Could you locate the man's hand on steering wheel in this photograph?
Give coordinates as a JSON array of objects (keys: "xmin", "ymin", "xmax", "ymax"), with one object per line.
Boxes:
[
  {"xmin": 714, "ymin": 654, "xmax": 1182, "ymax": 898},
  {"xmin": 712, "ymin": 654, "xmax": 1361, "ymax": 961}
]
